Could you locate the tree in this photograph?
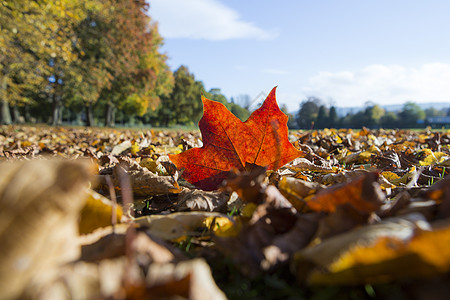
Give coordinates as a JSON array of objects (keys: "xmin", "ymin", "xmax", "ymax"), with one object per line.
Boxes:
[
  {"xmin": 205, "ymin": 88, "xmax": 251, "ymax": 121},
  {"xmin": 398, "ymin": 102, "xmax": 425, "ymax": 128},
  {"xmin": 0, "ymin": 0, "xmax": 84, "ymax": 124},
  {"xmin": 296, "ymin": 97, "xmax": 321, "ymax": 129},
  {"xmin": 205, "ymin": 88, "xmax": 229, "ymax": 107},
  {"xmin": 37, "ymin": 1, "xmax": 88, "ymax": 126},
  {"xmin": 364, "ymin": 105, "xmax": 385, "ymax": 128},
  {"xmin": 64, "ymin": 0, "xmax": 171, "ymax": 127},
  {"xmin": 157, "ymin": 65, "xmax": 204, "ymax": 126},
  {"xmin": 328, "ymin": 106, "xmax": 339, "ymax": 128},
  {"xmin": 342, "ymin": 105, "xmax": 385, "ymax": 129},
  {"xmin": 1, "ymin": 0, "xmax": 44, "ymax": 124},
  {"xmin": 280, "ymin": 104, "xmax": 296, "ymax": 129},
  {"xmin": 425, "ymin": 107, "xmax": 446, "ymax": 118},
  {"xmin": 103, "ymin": 2, "xmax": 173, "ymax": 127},
  {"xmin": 315, "ymin": 105, "xmax": 329, "ymax": 129},
  {"xmin": 230, "ymin": 103, "xmax": 251, "ymax": 121},
  {"xmin": 380, "ymin": 111, "xmax": 399, "ymax": 129},
  {"xmin": 349, "ymin": 111, "xmax": 367, "ymax": 129},
  {"xmin": 234, "ymin": 94, "xmax": 251, "ymax": 109}
]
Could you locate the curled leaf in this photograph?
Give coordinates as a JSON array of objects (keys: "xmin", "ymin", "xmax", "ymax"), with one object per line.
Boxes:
[
  {"xmin": 292, "ymin": 214, "xmax": 431, "ymax": 285},
  {"xmin": 305, "ymin": 222, "xmax": 450, "ymax": 285}
]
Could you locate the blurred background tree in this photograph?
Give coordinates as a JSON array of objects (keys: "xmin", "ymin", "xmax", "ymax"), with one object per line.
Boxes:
[
  {"xmin": 398, "ymin": 102, "xmax": 425, "ymax": 128},
  {"xmin": 0, "ymin": 0, "xmax": 444, "ymax": 129},
  {"xmin": 296, "ymin": 97, "xmax": 321, "ymax": 129},
  {"xmin": 0, "ymin": 0, "xmax": 174, "ymax": 126}
]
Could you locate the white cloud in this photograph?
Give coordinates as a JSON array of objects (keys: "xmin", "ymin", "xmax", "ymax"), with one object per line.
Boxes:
[
  {"xmin": 149, "ymin": 0, "xmax": 277, "ymax": 40},
  {"xmin": 301, "ymin": 63, "xmax": 450, "ymax": 107}
]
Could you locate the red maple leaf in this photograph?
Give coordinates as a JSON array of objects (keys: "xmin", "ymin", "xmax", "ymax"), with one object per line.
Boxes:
[{"xmin": 169, "ymin": 87, "xmax": 303, "ymax": 190}]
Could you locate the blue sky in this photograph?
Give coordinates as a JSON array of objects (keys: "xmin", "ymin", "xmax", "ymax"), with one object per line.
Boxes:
[{"xmin": 149, "ymin": 0, "xmax": 450, "ymax": 112}]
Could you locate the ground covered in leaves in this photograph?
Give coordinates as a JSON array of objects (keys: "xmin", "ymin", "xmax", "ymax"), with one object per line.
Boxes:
[{"xmin": 1, "ymin": 125, "xmax": 450, "ymax": 299}]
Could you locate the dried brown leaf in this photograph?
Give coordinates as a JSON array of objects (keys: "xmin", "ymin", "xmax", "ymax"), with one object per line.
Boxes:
[
  {"xmin": 308, "ymin": 172, "xmax": 384, "ymax": 213},
  {"xmin": 292, "ymin": 214, "xmax": 431, "ymax": 284},
  {"xmin": 99, "ymin": 157, "xmax": 181, "ymax": 196},
  {"xmin": 215, "ymin": 186, "xmax": 318, "ymax": 276},
  {"xmin": 176, "ymin": 188, "xmax": 230, "ymax": 212},
  {"xmin": 0, "ymin": 159, "xmax": 95, "ymax": 299}
]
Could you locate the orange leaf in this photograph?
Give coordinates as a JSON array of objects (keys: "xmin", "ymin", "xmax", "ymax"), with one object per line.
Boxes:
[
  {"xmin": 169, "ymin": 87, "xmax": 303, "ymax": 190},
  {"xmin": 307, "ymin": 172, "xmax": 384, "ymax": 213},
  {"xmin": 309, "ymin": 225, "xmax": 450, "ymax": 284}
]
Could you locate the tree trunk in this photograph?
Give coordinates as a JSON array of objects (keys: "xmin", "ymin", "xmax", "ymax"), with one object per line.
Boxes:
[
  {"xmin": 75, "ymin": 111, "xmax": 82, "ymax": 126},
  {"xmin": 0, "ymin": 77, "xmax": 12, "ymax": 125},
  {"xmin": 0, "ymin": 99, "xmax": 11, "ymax": 125},
  {"xmin": 51, "ymin": 93, "xmax": 62, "ymax": 126},
  {"xmin": 11, "ymin": 105, "xmax": 23, "ymax": 124},
  {"xmin": 128, "ymin": 115, "xmax": 135, "ymax": 126},
  {"xmin": 105, "ymin": 102, "xmax": 115, "ymax": 127},
  {"xmin": 24, "ymin": 105, "xmax": 31, "ymax": 123},
  {"xmin": 58, "ymin": 105, "xmax": 64, "ymax": 125},
  {"xmin": 85, "ymin": 103, "xmax": 94, "ymax": 127}
]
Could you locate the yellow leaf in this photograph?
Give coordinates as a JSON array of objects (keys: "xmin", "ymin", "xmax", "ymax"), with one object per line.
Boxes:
[
  {"xmin": 381, "ymin": 167, "xmax": 416, "ymax": 186},
  {"xmin": 408, "ymin": 226, "xmax": 450, "ymax": 273},
  {"xmin": 380, "ymin": 171, "xmax": 400, "ymax": 185},
  {"xmin": 419, "ymin": 150, "xmax": 448, "ymax": 166},
  {"xmin": 203, "ymin": 216, "xmax": 240, "ymax": 237},
  {"xmin": 78, "ymin": 189, "xmax": 123, "ymax": 235},
  {"xmin": 134, "ymin": 212, "xmax": 230, "ymax": 241},
  {"xmin": 139, "ymin": 157, "xmax": 158, "ymax": 173},
  {"xmin": 241, "ymin": 202, "xmax": 258, "ymax": 218},
  {"xmin": 306, "ymin": 224, "xmax": 450, "ymax": 285},
  {"xmin": 21, "ymin": 141, "xmax": 32, "ymax": 147},
  {"xmin": 130, "ymin": 142, "xmax": 140, "ymax": 156}
]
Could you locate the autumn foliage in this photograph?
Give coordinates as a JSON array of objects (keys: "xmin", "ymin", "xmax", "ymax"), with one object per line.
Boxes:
[{"xmin": 1, "ymin": 103, "xmax": 450, "ymax": 298}]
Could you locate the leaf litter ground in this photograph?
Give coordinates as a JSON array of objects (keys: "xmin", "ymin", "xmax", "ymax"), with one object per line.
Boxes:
[{"xmin": 1, "ymin": 124, "xmax": 450, "ymax": 299}]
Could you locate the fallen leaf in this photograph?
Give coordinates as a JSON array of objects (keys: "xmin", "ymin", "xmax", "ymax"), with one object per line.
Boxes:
[
  {"xmin": 288, "ymin": 157, "xmax": 333, "ymax": 173},
  {"xmin": 292, "ymin": 214, "xmax": 431, "ymax": 285},
  {"xmin": 314, "ymin": 203, "xmax": 372, "ymax": 240},
  {"xmin": 305, "ymin": 222, "xmax": 450, "ymax": 285},
  {"xmin": 78, "ymin": 189, "xmax": 124, "ymax": 235},
  {"xmin": 307, "ymin": 172, "xmax": 384, "ymax": 213},
  {"xmin": 142, "ymin": 259, "xmax": 227, "ymax": 300},
  {"xmin": 221, "ymin": 164, "xmax": 267, "ymax": 203},
  {"xmin": 134, "ymin": 211, "xmax": 231, "ymax": 241},
  {"xmin": 422, "ymin": 176, "xmax": 450, "ymax": 218},
  {"xmin": 111, "ymin": 140, "xmax": 132, "ymax": 155},
  {"xmin": 29, "ymin": 233, "xmax": 222, "ymax": 300},
  {"xmin": 418, "ymin": 149, "xmax": 448, "ymax": 166},
  {"xmin": 176, "ymin": 188, "xmax": 230, "ymax": 212},
  {"xmin": 79, "ymin": 227, "xmax": 182, "ymax": 264},
  {"xmin": 99, "ymin": 158, "xmax": 181, "ymax": 196},
  {"xmin": 169, "ymin": 87, "xmax": 303, "ymax": 190},
  {"xmin": 278, "ymin": 176, "xmax": 325, "ymax": 212},
  {"xmin": 215, "ymin": 186, "xmax": 318, "ymax": 276},
  {"xmin": 0, "ymin": 159, "xmax": 95, "ymax": 299},
  {"xmin": 139, "ymin": 157, "xmax": 158, "ymax": 173},
  {"xmin": 320, "ymin": 169, "xmax": 369, "ymax": 185},
  {"xmin": 373, "ymin": 150, "xmax": 402, "ymax": 170}
]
